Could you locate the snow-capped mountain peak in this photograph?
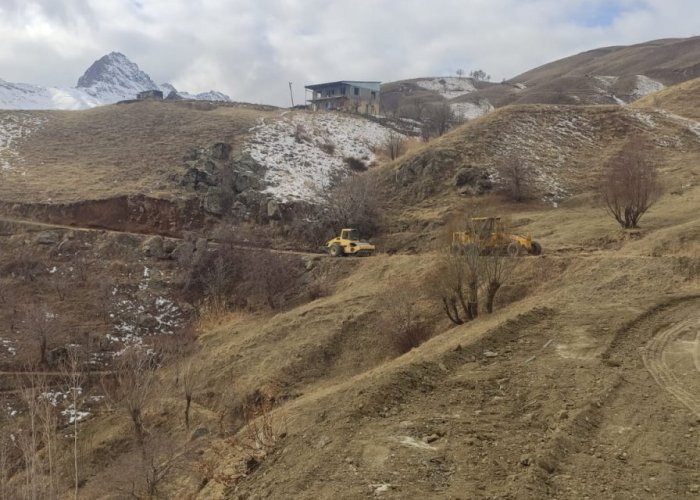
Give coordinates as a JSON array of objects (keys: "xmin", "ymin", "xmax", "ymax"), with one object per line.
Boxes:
[
  {"xmin": 0, "ymin": 52, "xmax": 230, "ymax": 110},
  {"xmin": 76, "ymin": 52, "xmax": 159, "ymax": 101}
]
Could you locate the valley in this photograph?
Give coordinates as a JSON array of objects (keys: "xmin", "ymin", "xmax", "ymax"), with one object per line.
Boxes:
[{"xmin": 0, "ymin": 35, "xmax": 699, "ymax": 500}]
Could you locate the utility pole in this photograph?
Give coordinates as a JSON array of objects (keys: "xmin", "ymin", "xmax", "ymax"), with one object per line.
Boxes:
[{"xmin": 289, "ymin": 81, "xmax": 295, "ymax": 107}]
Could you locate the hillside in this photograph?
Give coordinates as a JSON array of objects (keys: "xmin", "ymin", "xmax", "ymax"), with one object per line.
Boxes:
[
  {"xmin": 2, "ymin": 37, "xmax": 700, "ymax": 499},
  {"xmin": 382, "ymin": 36, "xmax": 700, "ymax": 121},
  {"xmin": 634, "ymin": 75, "xmax": 700, "ymax": 121}
]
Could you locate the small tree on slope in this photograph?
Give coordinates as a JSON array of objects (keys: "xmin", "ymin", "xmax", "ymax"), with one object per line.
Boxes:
[{"xmin": 600, "ymin": 136, "xmax": 661, "ymax": 229}]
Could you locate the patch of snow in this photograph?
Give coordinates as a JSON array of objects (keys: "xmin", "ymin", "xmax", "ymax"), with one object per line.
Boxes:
[
  {"xmin": 1, "ymin": 338, "xmax": 17, "ymax": 356},
  {"xmin": 61, "ymin": 405, "xmax": 90, "ymax": 424},
  {"xmin": 631, "ymin": 75, "xmax": 664, "ymax": 99},
  {"xmin": 0, "ymin": 113, "xmax": 47, "ymax": 170},
  {"xmin": 397, "ymin": 436, "xmax": 437, "ymax": 450},
  {"xmin": 451, "ymin": 100, "xmax": 494, "ymax": 121},
  {"xmin": 415, "ymin": 77, "xmax": 476, "ymax": 99},
  {"xmin": 245, "ymin": 111, "xmax": 402, "ymax": 202}
]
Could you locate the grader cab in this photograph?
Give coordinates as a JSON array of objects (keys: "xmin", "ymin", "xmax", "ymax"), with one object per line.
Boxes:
[{"xmin": 452, "ymin": 217, "xmax": 542, "ymax": 256}]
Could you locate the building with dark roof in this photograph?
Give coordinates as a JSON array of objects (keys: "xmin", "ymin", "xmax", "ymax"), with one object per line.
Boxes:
[{"xmin": 304, "ymin": 81, "xmax": 380, "ymax": 115}]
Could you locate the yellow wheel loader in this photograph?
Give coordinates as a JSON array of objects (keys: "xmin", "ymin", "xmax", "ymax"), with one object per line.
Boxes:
[
  {"xmin": 326, "ymin": 228, "xmax": 375, "ymax": 257},
  {"xmin": 452, "ymin": 217, "xmax": 542, "ymax": 256}
]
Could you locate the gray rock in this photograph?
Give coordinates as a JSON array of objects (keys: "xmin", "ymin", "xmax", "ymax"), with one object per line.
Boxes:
[
  {"xmin": 234, "ymin": 173, "xmax": 258, "ymax": 193},
  {"xmin": 36, "ymin": 231, "xmax": 60, "ymax": 245},
  {"xmin": 211, "ymin": 142, "xmax": 232, "ymax": 161},
  {"xmin": 138, "ymin": 313, "xmax": 158, "ymax": 329},
  {"xmin": 162, "ymin": 238, "xmax": 177, "ymax": 255},
  {"xmin": 267, "ymin": 199, "xmax": 282, "ymax": 220},
  {"xmin": 483, "ymin": 350, "xmax": 499, "ymax": 358},
  {"xmin": 195, "ymin": 238, "xmax": 208, "ymax": 254},
  {"xmin": 423, "ymin": 433, "xmax": 440, "ymax": 443},
  {"xmin": 141, "ymin": 235, "xmax": 164, "ymax": 258},
  {"xmin": 202, "ymin": 187, "xmax": 225, "ymax": 215}
]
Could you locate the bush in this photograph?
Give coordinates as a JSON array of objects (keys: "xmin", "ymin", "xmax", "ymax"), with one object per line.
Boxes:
[
  {"xmin": 344, "ymin": 157, "xmax": 368, "ymax": 172},
  {"xmin": 600, "ymin": 136, "xmax": 661, "ymax": 228}
]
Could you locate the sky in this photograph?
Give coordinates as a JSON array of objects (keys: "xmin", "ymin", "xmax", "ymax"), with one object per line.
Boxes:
[{"xmin": 0, "ymin": 0, "xmax": 697, "ymax": 106}]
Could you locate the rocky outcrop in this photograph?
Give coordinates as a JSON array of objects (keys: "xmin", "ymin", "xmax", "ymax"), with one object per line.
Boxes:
[
  {"xmin": 454, "ymin": 166, "xmax": 493, "ymax": 195},
  {"xmin": 179, "ymin": 144, "xmax": 267, "ymax": 220}
]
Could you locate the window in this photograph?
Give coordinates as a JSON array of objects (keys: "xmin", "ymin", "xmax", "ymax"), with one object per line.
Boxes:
[
  {"xmin": 371, "ymin": 91, "xmax": 376, "ymax": 100},
  {"xmin": 354, "ymin": 87, "xmax": 359, "ymax": 96},
  {"xmin": 341, "ymin": 86, "xmax": 346, "ymax": 95}
]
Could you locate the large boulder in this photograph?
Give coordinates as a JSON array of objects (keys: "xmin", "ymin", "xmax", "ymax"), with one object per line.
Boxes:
[
  {"xmin": 267, "ymin": 199, "xmax": 282, "ymax": 220},
  {"xmin": 211, "ymin": 142, "xmax": 232, "ymax": 161},
  {"xmin": 141, "ymin": 235, "xmax": 165, "ymax": 258},
  {"xmin": 455, "ymin": 166, "xmax": 493, "ymax": 195},
  {"xmin": 201, "ymin": 187, "xmax": 226, "ymax": 216},
  {"xmin": 36, "ymin": 231, "xmax": 60, "ymax": 245}
]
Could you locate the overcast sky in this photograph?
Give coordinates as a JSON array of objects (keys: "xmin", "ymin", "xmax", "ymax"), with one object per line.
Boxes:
[{"xmin": 0, "ymin": 0, "xmax": 698, "ymax": 106}]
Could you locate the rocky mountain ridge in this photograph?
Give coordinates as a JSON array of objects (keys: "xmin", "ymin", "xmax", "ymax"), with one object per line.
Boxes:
[{"xmin": 0, "ymin": 51, "xmax": 230, "ymax": 110}]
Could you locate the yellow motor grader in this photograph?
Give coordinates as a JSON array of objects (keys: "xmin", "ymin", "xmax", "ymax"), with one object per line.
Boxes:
[
  {"xmin": 452, "ymin": 217, "xmax": 541, "ymax": 256},
  {"xmin": 326, "ymin": 228, "xmax": 375, "ymax": 257}
]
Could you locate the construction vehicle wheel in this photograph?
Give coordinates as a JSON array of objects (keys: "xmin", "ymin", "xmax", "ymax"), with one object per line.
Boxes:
[
  {"xmin": 507, "ymin": 242, "xmax": 520, "ymax": 257},
  {"xmin": 530, "ymin": 241, "xmax": 542, "ymax": 256},
  {"xmin": 329, "ymin": 244, "xmax": 344, "ymax": 257}
]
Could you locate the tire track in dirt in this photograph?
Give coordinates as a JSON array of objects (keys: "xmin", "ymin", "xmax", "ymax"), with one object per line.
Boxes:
[{"xmin": 642, "ymin": 317, "xmax": 700, "ymax": 418}]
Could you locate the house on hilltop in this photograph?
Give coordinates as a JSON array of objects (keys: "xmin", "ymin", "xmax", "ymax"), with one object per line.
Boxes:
[
  {"xmin": 137, "ymin": 89, "xmax": 163, "ymax": 100},
  {"xmin": 305, "ymin": 81, "xmax": 380, "ymax": 115}
]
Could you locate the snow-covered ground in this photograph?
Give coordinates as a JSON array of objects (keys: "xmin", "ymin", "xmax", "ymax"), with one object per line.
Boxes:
[
  {"xmin": 451, "ymin": 100, "xmax": 494, "ymax": 121},
  {"xmin": 107, "ymin": 266, "xmax": 183, "ymax": 348},
  {"xmin": 631, "ymin": 75, "xmax": 665, "ymax": 99},
  {"xmin": 245, "ymin": 111, "xmax": 402, "ymax": 201},
  {"xmin": 0, "ymin": 113, "xmax": 46, "ymax": 171},
  {"xmin": 415, "ymin": 77, "xmax": 476, "ymax": 99}
]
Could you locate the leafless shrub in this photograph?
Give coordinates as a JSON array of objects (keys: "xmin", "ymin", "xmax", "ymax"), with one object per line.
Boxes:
[
  {"xmin": 293, "ymin": 123, "xmax": 311, "ymax": 143},
  {"xmin": 61, "ymin": 346, "xmax": 86, "ymax": 500},
  {"xmin": 498, "ymin": 156, "xmax": 531, "ymax": 202},
  {"xmin": 422, "ymin": 102, "xmax": 456, "ymax": 139},
  {"xmin": 469, "ymin": 69, "xmax": 490, "ymax": 82},
  {"xmin": 181, "ymin": 362, "xmax": 198, "ymax": 431},
  {"xmin": 600, "ymin": 136, "xmax": 661, "ymax": 228},
  {"xmin": 3, "ymin": 248, "xmax": 43, "ymax": 282},
  {"xmin": 24, "ymin": 305, "xmax": 54, "ymax": 368},
  {"xmin": 383, "ymin": 131, "xmax": 407, "ymax": 160},
  {"xmin": 246, "ymin": 253, "xmax": 300, "ymax": 310},
  {"xmin": 378, "ymin": 286, "xmax": 431, "ymax": 354},
  {"xmin": 319, "ymin": 141, "xmax": 336, "ymax": 155},
  {"xmin": 180, "ymin": 244, "xmax": 243, "ymax": 304},
  {"xmin": 110, "ymin": 346, "xmax": 158, "ymax": 445},
  {"xmin": 426, "ymin": 217, "xmax": 517, "ymax": 323},
  {"xmin": 481, "ymin": 252, "xmax": 518, "ymax": 313},
  {"xmin": 344, "ymin": 156, "xmax": 368, "ymax": 172}
]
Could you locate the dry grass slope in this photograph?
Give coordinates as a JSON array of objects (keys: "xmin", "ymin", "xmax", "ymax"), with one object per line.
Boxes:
[{"xmin": 0, "ymin": 101, "xmax": 277, "ymax": 203}]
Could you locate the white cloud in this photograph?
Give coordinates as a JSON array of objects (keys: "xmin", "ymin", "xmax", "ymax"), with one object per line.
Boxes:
[{"xmin": 0, "ymin": 0, "xmax": 697, "ymax": 106}]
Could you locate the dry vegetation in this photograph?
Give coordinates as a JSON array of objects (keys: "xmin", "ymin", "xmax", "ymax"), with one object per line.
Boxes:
[
  {"xmin": 0, "ymin": 101, "xmax": 277, "ymax": 203},
  {"xmin": 2, "ymin": 76, "xmax": 700, "ymax": 499}
]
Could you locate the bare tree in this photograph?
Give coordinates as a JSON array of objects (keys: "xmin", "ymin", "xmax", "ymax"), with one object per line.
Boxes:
[
  {"xmin": 481, "ymin": 252, "xmax": 517, "ymax": 313},
  {"xmin": 424, "ymin": 102, "xmax": 455, "ymax": 139},
  {"xmin": 111, "ymin": 346, "xmax": 158, "ymax": 445},
  {"xmin": 247, "ymin": 253, "xmax": 299, "ymax": 310},
  {"xmin": 378, "ymin": 286, "xmax": 431, "ymax": 354},
  {"xmin": 181, "ymin": 362, "xmax": 197, "ymax": 431},
  {"xmin": 498, "ymin": 156, "xmax": 530, "ymax": 202},
  {"xmin": 600, "ymin": 136, "xmax": 661, "ymax": 228},
  {"xmin": 456, "ymin": 68, "xmax": 465, "ymax": 79},
  {"xmin": 24, "ymin": 305, "xmax": 54, "ymax": 368},
  {"xmin": 61, "ymin": 346, "xmax": 86, "ymax": 500},
  {"xmin": 469, "ymin": 69, "xmax": 491, "ymax": 82},
  {"xmin": 425, "ymin": 246, "xmax": 480, "ymax": 325},
  {"xmin": 382, "ymin": 130, "xmax": 407, "ymax": 161}
]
